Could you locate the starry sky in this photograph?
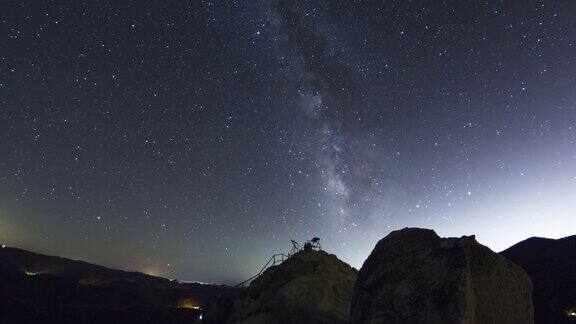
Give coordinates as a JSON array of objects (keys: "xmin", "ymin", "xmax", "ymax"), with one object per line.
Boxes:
[{"xmin": 1, "ymin": 1, "xmax": 575, "ymax": 284}]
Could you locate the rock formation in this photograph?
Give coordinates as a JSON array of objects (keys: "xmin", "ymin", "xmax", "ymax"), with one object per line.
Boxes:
[
  {"xmin": 208, "ymin": 250, "xmax": 357, "ymax": 324},
  {"xmin": 501, "ymin": 235, "xmax": 576, "ymax": 323},
  {"xmin": 350, "ymin": 228, "xmax": 534, "ymax": 324}
]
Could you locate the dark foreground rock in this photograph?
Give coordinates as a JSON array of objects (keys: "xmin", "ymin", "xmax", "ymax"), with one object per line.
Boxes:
[
  {"xmin": 206, "ymin": 250, "xmax": 357, "ymax": 324},
  {"xmin": 350, "ymin": 228, "xmax": 534, "ymax": 324},
  {"xmin": 501, "ymin": 235, "xmax": 576, "ymax": 323}
]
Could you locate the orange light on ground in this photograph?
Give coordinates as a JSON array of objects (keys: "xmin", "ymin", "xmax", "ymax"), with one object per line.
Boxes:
[{"xmin": 176, "ymin": 298, "xmax": 201, "ymax": 310}]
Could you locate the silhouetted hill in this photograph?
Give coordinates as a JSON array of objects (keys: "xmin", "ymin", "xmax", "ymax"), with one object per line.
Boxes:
[
  {"xmin": 204, "ymin": 250, "xmax": 357, "ymax": 324},
  {"xmin": 0, "ymin": 246, "xmax": 167, "ymax": 283},
  {"xmin": 0, "ymin": 245, "xmax": 241, "ymax": 323},
  {"xmin": 501, "ymin": 235, "xmax": 576, "ymax": 323}
]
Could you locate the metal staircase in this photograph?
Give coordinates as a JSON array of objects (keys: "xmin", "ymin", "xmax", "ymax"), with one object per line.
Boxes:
[
  {"xmin": 234, "ymin": 237, "xmax": 321, "ymax": 288},
  {"xmin": 235, "ymin": 253, "xmax": 289, "ymax": 288}
]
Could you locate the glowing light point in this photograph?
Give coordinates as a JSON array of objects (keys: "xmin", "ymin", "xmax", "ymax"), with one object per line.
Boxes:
[
  {"xmin": 567, "ymin": 309, "xmax": 576, "ymax": 317},
  {"xmin": 1, "ymin": 244, "xmax": 5, "ymax": 248},
  {"xmin": 176, "ymin": 297, "xmax": 201, "ymax": 310}
]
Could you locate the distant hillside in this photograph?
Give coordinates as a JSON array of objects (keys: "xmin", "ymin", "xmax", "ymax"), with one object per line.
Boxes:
[
  {"xmin": 0, "ymin": 246, "xmax": 167, "ymax": 284},
  {"xmin": 0, "ymin": 245, "xmax": 241, "ymax": 324},
  {"xmin": 501, "ymin": 235, "xmax": 576, "ymax": 323}
]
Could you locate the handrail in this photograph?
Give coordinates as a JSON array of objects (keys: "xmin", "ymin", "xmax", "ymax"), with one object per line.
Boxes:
[{"xmin": 235, "ymin": 253, "xmax": 289, "ymax": 288}]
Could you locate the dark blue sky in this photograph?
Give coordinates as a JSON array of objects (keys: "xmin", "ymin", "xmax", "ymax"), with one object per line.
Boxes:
[{"xmin": 1, "ymin": 0, "xmax": 575, "ymax": 284}]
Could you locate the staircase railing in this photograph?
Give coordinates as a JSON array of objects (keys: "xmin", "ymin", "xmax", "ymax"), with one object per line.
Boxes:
[{"xmin": 235, "ymin": 253, "xmax": 289, "ymax": 288}]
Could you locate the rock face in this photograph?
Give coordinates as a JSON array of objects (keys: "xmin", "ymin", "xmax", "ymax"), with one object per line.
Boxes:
[
  {"xmin": 350, "ymin": 228, "xmax": 534, "ymax": 324},
  {"xmin": 215, "ymin": 250, "xmax": 357, "ymax": 324},
  {"xmin": 501, "ymin": 235, "xmax": 576, "ymax": 323}
]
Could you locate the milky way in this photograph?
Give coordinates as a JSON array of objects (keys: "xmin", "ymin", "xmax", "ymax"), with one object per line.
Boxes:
[{"xmin": 1, "ymin": 1, "xmax": 575, "ymax": 284}]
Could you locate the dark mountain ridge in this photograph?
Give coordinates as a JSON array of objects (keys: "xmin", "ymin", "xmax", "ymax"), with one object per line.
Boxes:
[
  {"xmin": 0, "ymin": 245, "xmax": 240, "ymax": 324},
  {"xmin": 0, "ymin": 246, "xmax": 167, "ymax": 283},
  {"xmin": 501, "ymin": 235, "xmax": 576, "ymax": 323}
]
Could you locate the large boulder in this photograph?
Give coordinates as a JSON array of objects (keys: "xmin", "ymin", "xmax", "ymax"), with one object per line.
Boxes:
[
  {"xmin": 216, "ymin": 250, "xmax": 357, "ymax": 324},
  {"xmin": 350, "ymin": 228, "xmax": 534, "ymax": 324},
  {"xmin": 501, "ymin": 235, "xmax": 576, "ymax": 323}
]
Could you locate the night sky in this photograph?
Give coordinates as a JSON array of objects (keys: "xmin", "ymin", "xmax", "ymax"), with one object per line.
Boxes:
[{"xmin": 1, "ymin": 1, "xmax": 575, "ymax": 284}]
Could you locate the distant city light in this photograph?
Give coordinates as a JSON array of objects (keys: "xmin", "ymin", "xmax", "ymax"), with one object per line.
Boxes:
[
  {"xmin": 199, "ymin": 314, "xmax": 203, "ymax": 320},
  {"xmin": 176, "ymin": 297, "xmax": 201, "ymax": 310},
  {"xmin": 567, "ymin": 309, "xmax": 576, "ymax": 317},
  {"xmin": 1, "ymin": 244, "xmax": 5, "ymax": 248}
]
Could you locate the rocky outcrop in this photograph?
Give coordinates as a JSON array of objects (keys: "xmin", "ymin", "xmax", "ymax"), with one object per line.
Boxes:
[
  {"xmin": 501, "ymin": 235, "xmax": 576, "ymax": 323},
  {"xmin": 350, "ymin": 228, "xmax": 534, "ymax": 324},
  {"xmin": 212, "ymin": 250, "xmax": 357, "ymax": 324}
]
